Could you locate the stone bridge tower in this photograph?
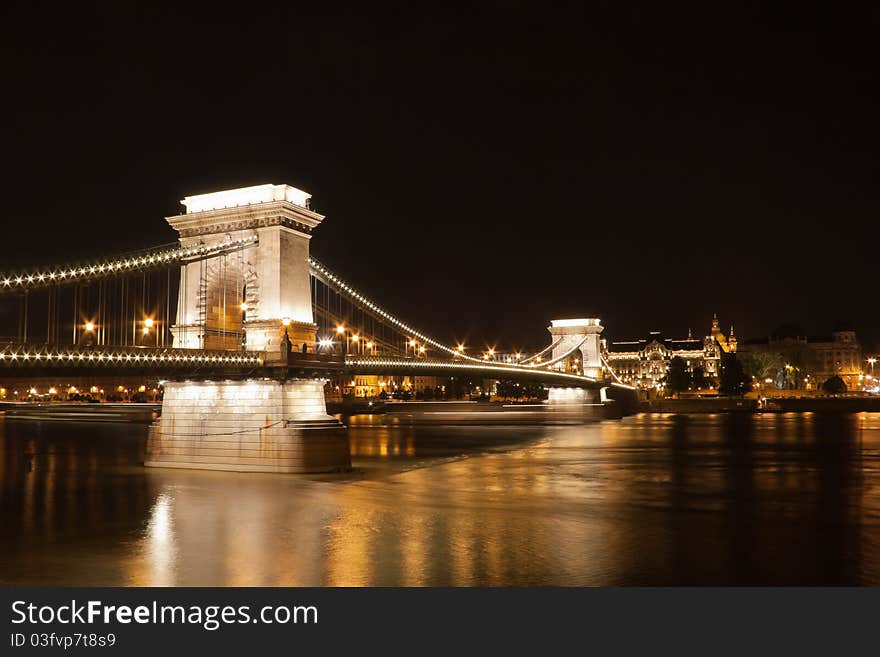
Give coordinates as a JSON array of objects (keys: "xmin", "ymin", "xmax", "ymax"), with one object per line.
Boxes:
[
  {"xmin": 546, "ymin": 318, "xmax": 605, "ymax": 406},
  {"xmin": 166, "ymin": 183, "xmax": 323, "ymax": 353},
  {"xmin": 147, "ymin": 183, "xmax": 350, "ymax": 475},
  {"xmin": 548, "ymin": 318, "xmax": 604, "ymax": 378}
]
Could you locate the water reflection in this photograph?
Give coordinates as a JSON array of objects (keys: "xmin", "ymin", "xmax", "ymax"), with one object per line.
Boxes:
[{"xmin": 1, "ymin": 413, "xmax": 879, "ymax": 585}]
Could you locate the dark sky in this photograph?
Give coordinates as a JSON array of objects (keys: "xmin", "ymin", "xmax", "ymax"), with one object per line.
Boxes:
[{"xmin": 2, "ymin": 4, "xmax": 878, "ymax": 352}]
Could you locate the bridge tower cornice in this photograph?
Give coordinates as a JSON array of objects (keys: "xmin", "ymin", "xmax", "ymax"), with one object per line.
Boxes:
[{"xmin": 166, "ymin": 200, "xmax": 325, "ymax": 241}]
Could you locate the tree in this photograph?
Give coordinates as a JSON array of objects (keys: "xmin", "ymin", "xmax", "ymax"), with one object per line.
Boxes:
[
  {"xmin": 778, "ymin": 344, "xmax": 817, "ymax": 389},
  {"xmin": 719, "ymin": 352, "xmax": 752, "ymax": 396},
  {"xmin": 822, "ymin": 376, "xmax": 847, "ymax": 395},
  {"xmin": 663, "ymin": 356, "xmax": 691, "ymax": 397},
  {"xmin": 691, "ymin": 365, "xmax": 708, "ymax": 390},
  {"xmin": 739, "ymin": 351, "xmax": 783, "ymax": 382}
]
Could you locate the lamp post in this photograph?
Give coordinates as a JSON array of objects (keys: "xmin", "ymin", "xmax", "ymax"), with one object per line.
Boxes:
[
  {"xmin": 83, "ymin": 321, "xmax": 96, "ymax": 347},
  {"xmin": 142, "ymin": 316, "xmax": 157, "ymax": 347},
  {"xmin": 336, "ymin": 325, "xmax": 346, "ymax": 354}
]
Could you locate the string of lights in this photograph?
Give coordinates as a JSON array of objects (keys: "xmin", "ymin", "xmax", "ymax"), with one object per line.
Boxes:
[
  {"xmin": 0, "ymin": 236, "xmax": 258, "ymax": 291},
  {"xmin": 309, "ymin": 257, "xmax": 578, "ymax": 371},
  {"xmin": 0, "ymin": 346, "xmax": 262, "ymax": 367},
  {"xmin": 516, "ymin": 338, "xmax": 564, "ymax": 364}
]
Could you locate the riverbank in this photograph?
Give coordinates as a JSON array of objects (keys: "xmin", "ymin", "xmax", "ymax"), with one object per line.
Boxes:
[{"xmin": 643, "ymin": 396, "xmax": 880, "ymax": 413}]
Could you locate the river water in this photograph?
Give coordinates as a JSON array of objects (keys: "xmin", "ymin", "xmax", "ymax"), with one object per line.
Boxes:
[{"xmin": 1, "ymin": 412, "xmax": 879, "ymax": 586}]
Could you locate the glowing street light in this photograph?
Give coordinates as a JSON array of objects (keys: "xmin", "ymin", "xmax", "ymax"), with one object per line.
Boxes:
[
  {"xmin": 336, "ymin": 325, "xmax": 345, "ymax": 334},
  {"xmin": 143, "ymin": 317, "xmax": 154, "ymax": 329},
  {"xmin": 84, "ymin": 322, "xmax": 95, "ymax": 332}
]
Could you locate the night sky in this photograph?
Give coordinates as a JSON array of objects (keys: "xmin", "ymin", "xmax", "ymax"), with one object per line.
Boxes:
[{"xmin": 2, "ymin": 5, "xmax": 877, "ymax": 352}]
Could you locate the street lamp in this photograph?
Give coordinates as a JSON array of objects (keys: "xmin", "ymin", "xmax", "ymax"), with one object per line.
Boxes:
[{"xmin": 84, "ymin": 322, "xmax": 95, "ymax": 333}]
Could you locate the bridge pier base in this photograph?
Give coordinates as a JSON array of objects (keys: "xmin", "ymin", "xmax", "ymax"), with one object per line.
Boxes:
[
  {"xmin": 547, "ymin": 387, "xmax": 601, "ymax": 405},
  {"xmin": 145, "ymin": 379, "xmax": 350, "ymax": 473}
]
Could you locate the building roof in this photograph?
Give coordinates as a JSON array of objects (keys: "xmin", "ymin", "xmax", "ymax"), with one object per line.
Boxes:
[
  {"xmin": 609, "ymin": 340, "xmax": 645, "ymax": 353},
  {"xmin": 609, "ymin": 334, "xmax": 705, "ymax": 354},
  {"xmin": 668, "ymin": 339, "xmax": 703, "ymax": 351}
]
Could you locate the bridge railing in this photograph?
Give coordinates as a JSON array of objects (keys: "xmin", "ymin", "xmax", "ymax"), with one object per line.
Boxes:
[{"xmin": 344, "ymin": 356, "xmax": 599, "ymax": 385}]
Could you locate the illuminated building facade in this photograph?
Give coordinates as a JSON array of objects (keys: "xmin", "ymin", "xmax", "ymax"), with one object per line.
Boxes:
[{"xmin": 603, "ymin": 316, "xmax": 735, "ymax": 390}]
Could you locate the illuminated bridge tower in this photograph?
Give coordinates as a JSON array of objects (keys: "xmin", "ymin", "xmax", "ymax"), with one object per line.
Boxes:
[
  {"xmin": 546, "ymin": 318, "xmax": 604, "ymax": 404},
  {"xmin": 146, "ymin": 184, "xmax": 349, "ymax": 474},
  {"xmin": 166, "ymin": 183, "xmax": 322, "ymax": 352}
]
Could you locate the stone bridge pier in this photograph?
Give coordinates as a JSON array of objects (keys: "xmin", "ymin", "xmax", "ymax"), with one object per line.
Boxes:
[{"xmin": 145, "ymin": 184, "xmax": 349, "ymax": 474}]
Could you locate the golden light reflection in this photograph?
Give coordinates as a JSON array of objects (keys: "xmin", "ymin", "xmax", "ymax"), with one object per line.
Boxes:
[{"xmin": 143, "ymin": 492, "xmax": 177, "ymax": 586}]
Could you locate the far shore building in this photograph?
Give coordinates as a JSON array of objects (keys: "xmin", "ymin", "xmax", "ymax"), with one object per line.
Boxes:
[
  {"xmin": 603, "ymin": 315, "xmax": 735, "ymax": 391},
  {"xmin": 738, "ymin": 323, "xmax": 865, "ymax": 391}
]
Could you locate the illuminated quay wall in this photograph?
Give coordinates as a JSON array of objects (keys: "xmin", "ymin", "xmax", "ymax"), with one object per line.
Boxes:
[{"xmin": 145, "ymin": 379, "xmax": 349, "ymax": 473}]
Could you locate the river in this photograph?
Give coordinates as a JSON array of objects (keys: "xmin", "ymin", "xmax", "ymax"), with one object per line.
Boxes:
[{"xmin": 1, "ymin": 412, "xmax": 879, "ymax": 585}]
